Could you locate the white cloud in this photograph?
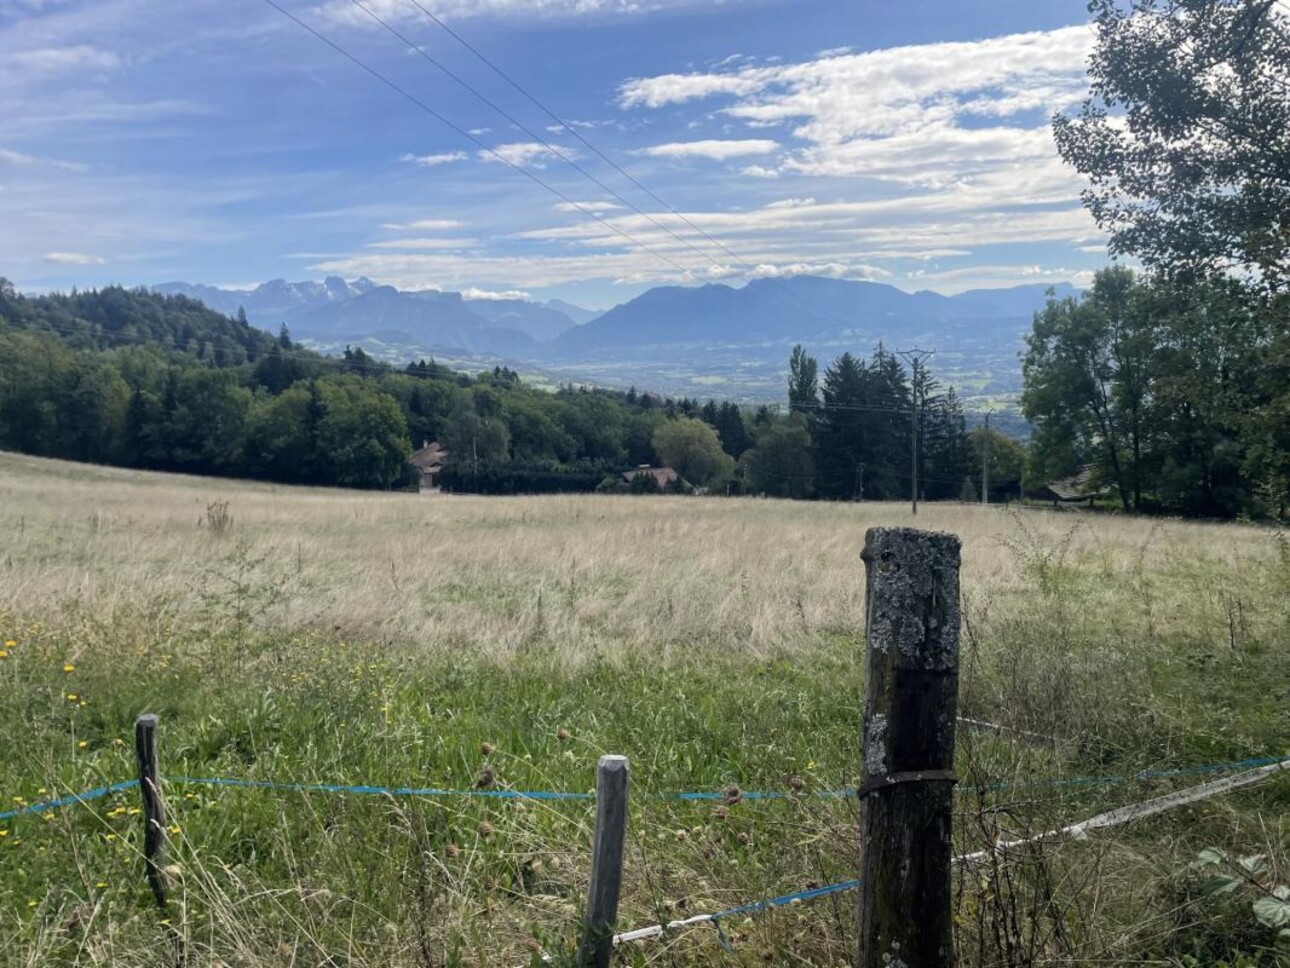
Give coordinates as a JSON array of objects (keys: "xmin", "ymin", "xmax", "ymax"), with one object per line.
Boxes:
[
  {"xmin": 479, "ymin": 142, "xmax": 576, "ymax": 168},
  {"xmin": 399, "ymin": 151, "xmax": 467, "ymax": 167},
  {"xmin": 44, "ymin": 251, "xmax": 105, "ymax": 265},
  {"xmin": 324, "ymin": 0, "xmax": 730, "ymax": 27},
  {"xmin": 0, "ymin": 147, "xmax": 87, "ymax": 172},
  {"xmin": 748, "ymin": 261, "xmax": 889, "ymax": 280},
  {"xmin": 553, "ymin": 200, "xmax": 623, "ymax": 213},
  {"xmin": 367, "ymin": 237, "xmax": 478, "ymax": 250},
  {"xmin": 638, "ymin": 138, "xmax": 779, "ymax": 160},
  {"xmin": 461, "ymin": 287, "xmax": 533, "ymax": 300},
  {"xmin": 380, "ymin": 218, "xmax": 466, "ymax": 230},
  {"xmin": 619, "ymin": 25, "xmax": 1094, "ymax": 195},
  {"xmin": 10, "ymin": 45, "xmax": 120, "ymax": 73}
]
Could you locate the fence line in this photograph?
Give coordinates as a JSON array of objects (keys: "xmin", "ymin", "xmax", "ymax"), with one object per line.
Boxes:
[
  {"xmin": 604, "ymin": 755, "xmax": 1290, "ymax": 953},
  {"xmin": 0, "ymin": 779, "xmax": 138, "ymax": 821},
  {"xmin": 3, "ymin": 754, "xmax": 1286, "ymax": 823}
]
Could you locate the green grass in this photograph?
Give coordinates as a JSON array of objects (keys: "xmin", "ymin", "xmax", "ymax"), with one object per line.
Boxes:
[{"xmin": 1, "ymin": 455, "xmax": 1288, "ymax": 965}]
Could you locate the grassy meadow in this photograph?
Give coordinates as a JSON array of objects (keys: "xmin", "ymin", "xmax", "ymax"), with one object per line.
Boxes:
[{"xmin": 0, "ymin": 450, "xmax": 1287, "ymax": 966}]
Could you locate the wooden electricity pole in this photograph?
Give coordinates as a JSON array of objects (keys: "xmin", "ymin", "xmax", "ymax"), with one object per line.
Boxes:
[{"xmin": 897, "ymin": 349, "xmax": 934, "ymax": 515}]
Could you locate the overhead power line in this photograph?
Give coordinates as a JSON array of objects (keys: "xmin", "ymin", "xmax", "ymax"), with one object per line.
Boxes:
[
  {"xmin": 347, "ymin": 0, "xmax": 860, "ymax": 334},
  {"xmin": 260, "ymin": 0, "xmax": 695, "ymax": 280}
]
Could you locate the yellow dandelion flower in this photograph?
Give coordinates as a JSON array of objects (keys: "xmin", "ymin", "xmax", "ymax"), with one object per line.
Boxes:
[
  {"xmin": 158, "ymin": 918, "xmax": 171, "ymax": 926},
  {"xmin": 77, "ymin": 741, "xmax": 88, "ymax": 750},
  {"xmin": 103, "ymin": 833, "xmax": 117, "ymax": 842},
  {"xmin": 26, "ymin": 899, "xmax": 37, "ymax": 908},
  {"xmin": 113, "ymin": 738, "xmax": 124, "ymax": 747},
  {"xmin": 63, "ymin": 663, "xmax": 75, "ymax": 673},
  {"xmin": 167, "ymin": 824, "xmax": 181, "ymax": 835},
  {"xmin": 95, "ymin": 881, "xmax": 108, "ymax": 889},
  {"xmin": 36, "ymin": 788, "xmax": 46, "ymax": 795},
  {"xmin": 0, "ymin": 830, "xmax": 9, "ymax": 838},
  {"xmin": 67, "ymin": 693, "xmax": 78, "ymax": 702},
  {"xmin": 0, "ymin": 651, "xmax": 9, "ymax": 660},
  {"xmin": 3, "ymin": 639, "xmax": 15, "ymax": 648}
]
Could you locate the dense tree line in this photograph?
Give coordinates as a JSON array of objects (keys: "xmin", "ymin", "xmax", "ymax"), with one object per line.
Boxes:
[
  {"xmin": 1033, "ymin": 0, "xmax": 1290, "ymax": 519},
  {"xmin": 738, "ymin": 344, "xmax": 976, "ymax": 502},
  {"xmin": 0, "ymin": 280, "xmax": 989, "ymax": 501}
]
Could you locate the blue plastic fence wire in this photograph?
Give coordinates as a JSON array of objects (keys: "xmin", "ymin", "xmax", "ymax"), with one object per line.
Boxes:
[
  {"xmin": 165, "ymin": 754, "xmax": 1287, "ymax": 803},
  {"xmin": 166, "ymin": 777, "xmax": 594, "ymax": 800},
  {"xmin": 0, "ymin": 779, "xmax": 139, "ymax": 822}
]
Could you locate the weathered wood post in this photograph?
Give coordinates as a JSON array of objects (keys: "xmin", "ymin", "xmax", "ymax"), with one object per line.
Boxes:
[
  {"xmin": 858, "ymin": 527, "xmax": 961, "ymax": 968},
  {"xmin": 579, "ymin": 754, "xmax": 629, "ymax": 968},
  {"xmin": 135, "ymin": 713, "xmax": 169, "ymax": 913}
]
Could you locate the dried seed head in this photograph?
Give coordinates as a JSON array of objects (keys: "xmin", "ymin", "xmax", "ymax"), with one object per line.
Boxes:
[
  {"xmin": 724, "ymin": 786, "xmax": 742, "ymax": 805},
  {"xmin": 736, "ymin": 832, "xmax": 750, "ymax": 845},
  {"xmin": 444, "ymin": 843, "xmax": 461, "ymax": 858},
  {"xmin": 556, "ymin": 728, "xmax": 571, "ymax": 742},
  {"xmin": 480, "ymin": 742, "xmax": 495, "ymax": 756},
  {"xmin": 477, "ymin": 821, "xmax": 494, "ymax": 839},
  {"xmin": 712, "ymin": 806, "xmax": 729, "ymax": 820},
  {"xmin": 788, "ymin": 775, "xmax": 806, "ymax": 792},
  {"xmin": 473, "ymin": 766, "xmax": 496, "ymax": 789}
]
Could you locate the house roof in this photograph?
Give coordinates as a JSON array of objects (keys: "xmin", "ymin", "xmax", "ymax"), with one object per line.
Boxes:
[
  {"xmin": 411, "ymin": 442, "xmax": 446, "ymax": 469},
  {"xmin": 622, "ymin": 466, "xmax": 679, "ymax": 486},
  {"xmin": 1045, "ymin": 466, "xmax": 1106, "ymax": 501}
]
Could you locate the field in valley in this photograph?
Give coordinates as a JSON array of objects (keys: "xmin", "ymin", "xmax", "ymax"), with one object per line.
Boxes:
[{"xmin": 1, "ymin": 450, "xmax": 1287, "ymax": 966}]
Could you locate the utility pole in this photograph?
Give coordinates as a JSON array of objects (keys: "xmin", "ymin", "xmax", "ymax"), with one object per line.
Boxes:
[
  {"xmin": 981, "ymin": 409, "xmax": 993, "ymax": 505},
  {"xmin": 897, "ymin": 348, "xmax": 934, "ymax": 515}
]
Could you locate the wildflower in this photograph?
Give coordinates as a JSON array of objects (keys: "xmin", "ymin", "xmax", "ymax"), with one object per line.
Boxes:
[
  {"xmin": 113, "ymin": 738, "xmax": 124, "ymax": 747},
  {"xmin": 0, "ymin": 830, "xmax": 9, "ymax": 838},
  {"xmin": 167, "ymin": 824, "xmax": 181, "ymax": 835},
  {"xmin": 62, "ymin": 663, "xmax": 75, "ymax": 673},
  {"xmin": 11, "ymin": 796, "xmax": 24, "ymax": 804},
  {"xmin": 479, "ymin": 741, "xmax": 495, "ymax": 756},
  {"xmin": 27, "ymin": 899, "xmax": 37, "ymax": 908},
  {"xmin": 3, "ymin": 639, "xmax": 15, "ymax": 648},
  {"xmin": 36, "ymin": 788, "xmax": 46, "ymax": 795},
  {"xmin": 77, "ymin": 740, "xmax": 88, "ymax": 749},
  {"xmin": 67, "ymin": 693, "xmax": 78, "ymax": 702},
  {"xmin": 95, "ymin": 882, "xmax": 108, "ymax": 889},
  {"xmin": 0, "ymin": 651, "xmax": 9, "ymax": 659},
  {"xmin": 103, "ymin": 833, "xmax": 117, "ymax": 842}
]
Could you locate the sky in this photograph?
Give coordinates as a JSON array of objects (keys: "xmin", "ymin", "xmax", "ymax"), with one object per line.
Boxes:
[{"xmin": 0, "ymin": 0, "xmax": 1110, "ymax": 308}]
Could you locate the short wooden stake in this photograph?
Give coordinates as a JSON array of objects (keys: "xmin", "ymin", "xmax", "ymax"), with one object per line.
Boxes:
[
  {"xmin": 579, "ymin": 754, "xmax": 629, "ymax": 968},
  {"xmin": 858, "ymin": 527, "xmax": 961, "ymax": 968},
  {"xmin": 135, "ymin": 713, "xmax": 169, "ymax": 913}
]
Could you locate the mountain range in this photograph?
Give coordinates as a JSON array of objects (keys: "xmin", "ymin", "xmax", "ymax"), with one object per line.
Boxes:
[{"xmin": 153, "ymin": 275, "xmax": 1079, "ymax": 402}]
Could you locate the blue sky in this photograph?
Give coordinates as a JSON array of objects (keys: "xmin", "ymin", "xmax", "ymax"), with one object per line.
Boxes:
[{"xmin": 1, "ymin": 0, "xmax": 1108, "ymax": 308}]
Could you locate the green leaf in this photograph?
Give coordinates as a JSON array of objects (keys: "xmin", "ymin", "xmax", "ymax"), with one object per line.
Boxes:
[
  {"xmin": 1192, "ymin": 848, "xmax": 1227, "ymax": 869},
  {"xmin": 1237, "ymin": 854, "xmax": 1267, "ymax": 875},
  {"xmin": 1200, "ymin": 875, "xmax": 1241, "ymax": 897},
  {"xmin": 1253, "ymin": 896, "xmax": 1290, "ymax": 929},
  {"xmin": 1274, "ymin": 885, "xmax": 1290, "ymax": 901}
]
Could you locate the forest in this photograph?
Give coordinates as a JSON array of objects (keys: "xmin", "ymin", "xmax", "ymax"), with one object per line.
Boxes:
[{"xmin": 3, "ymin": 269, "xmax": 1287, "ymax": 518}]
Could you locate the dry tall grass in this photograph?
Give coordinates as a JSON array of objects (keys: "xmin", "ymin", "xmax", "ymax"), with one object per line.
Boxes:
[
  {"xmin": 2, "ymin": 450, "xmax": 1287, "ymax": 966},
  {"xmin": 1, "ymin": 450, "xmax": 1277, "ymax": 666}
]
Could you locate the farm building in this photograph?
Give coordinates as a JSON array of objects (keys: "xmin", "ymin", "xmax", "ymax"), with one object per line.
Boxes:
[
  {"xmin": 410, "ymin": 441, "xmax": 447, "ymax": 491},
  {"xmin": 1029, "ymin": 466, "xmax": 1108, "ymax": 506},
  {"xmin": 622, "ymin": 466, "xmax": 680, "ymax": 490}
]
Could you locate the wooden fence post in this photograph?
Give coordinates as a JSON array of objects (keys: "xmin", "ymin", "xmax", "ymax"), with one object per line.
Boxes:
[
  {"xmin": 579, "ymin": 754, "xmax": 629, "ymax": 968},
  {"xmin": 135, "ymin": 713, "xmax": 169, "ymax": 913},
  {"xmin": 858, "ymin": 527, "xmax": 961, "ymax": 968}
]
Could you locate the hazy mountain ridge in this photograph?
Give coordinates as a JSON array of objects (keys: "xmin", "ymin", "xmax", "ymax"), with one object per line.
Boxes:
[{"xmin": 152, "ymin": 274, "xmax": 1078, "ymax": 402}]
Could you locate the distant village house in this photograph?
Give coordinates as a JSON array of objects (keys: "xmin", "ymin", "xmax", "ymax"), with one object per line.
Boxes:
[
  {"xmin": 410, "ymin": 441, "xmax": 447, "ymax": 491},
  {"xmin": 622, "ymin": 465, "xmax": 680, "ymax": 490}
]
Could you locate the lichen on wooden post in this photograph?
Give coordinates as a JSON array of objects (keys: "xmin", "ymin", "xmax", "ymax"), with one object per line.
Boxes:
[{"xmin": 858, "ymin": 526, "xmax": 961, "ymax": 968}]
